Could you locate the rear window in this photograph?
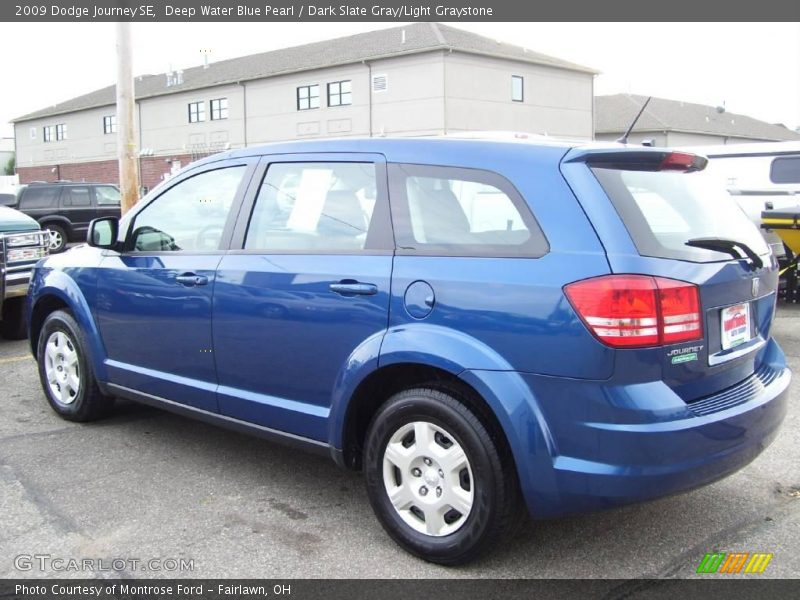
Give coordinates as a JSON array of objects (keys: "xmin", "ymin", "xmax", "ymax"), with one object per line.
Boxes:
[{"xmin": 592, "ymin": 167, "xmax": 769, "ymax": 263}]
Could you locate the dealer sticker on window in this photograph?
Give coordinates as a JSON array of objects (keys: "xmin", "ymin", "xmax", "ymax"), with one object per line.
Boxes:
[{"xmin": 721, "ymin": 303, "xmax": 750, "ymax": 350}]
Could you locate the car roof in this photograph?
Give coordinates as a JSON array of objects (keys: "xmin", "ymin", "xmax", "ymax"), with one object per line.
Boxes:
[{"xmin": 195, "ymin": 135, "xmax": 640, "ymax": 168}]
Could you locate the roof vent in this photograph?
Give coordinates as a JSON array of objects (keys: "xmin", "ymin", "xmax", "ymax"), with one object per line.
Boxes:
[
  {"xmin": 401, "ymin": 29, "xmax": 406, "ymax": 44},
  {"xmin": 201, "ymin": 49, "xmax": 211, "ymax": 69},
  {"xmin": 372, "ymin": 74, "xmax": 388, "ymax": 93}
]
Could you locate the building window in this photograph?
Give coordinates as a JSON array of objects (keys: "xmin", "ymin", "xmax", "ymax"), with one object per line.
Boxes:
[
  {"xmin": 327, "ymin": 80, "xmax": 352, "ymax": 107},
  {"xmin": 297, "ymin": 85, "xmax": 319, "ymax": 111},
  {"xmin": 103, "ymin": 115, "xmax": 117, "ymax": 134},
  {"xmin": 210, "ymin": 98, "xmax": 228, "ymax": 120},
  {"xmin": 512, "ymin": 76, "xmax": 524, "ymax": 102},
  {"xmin": 56, "ymin": 124, "xmax": 67, "ymax": 140},
  {"xmin": 188, "ymin": 101, "xmax": 206, "ymax": 123},
  {"xmin": 43, "ymin": 126, "xmax": 53, "ymax": 142}
]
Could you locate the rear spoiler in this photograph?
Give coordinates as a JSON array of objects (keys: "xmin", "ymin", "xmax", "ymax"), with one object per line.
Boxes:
[{"xmin": 564, "ymin": 149, "xmax": 708, "ymax": 173}]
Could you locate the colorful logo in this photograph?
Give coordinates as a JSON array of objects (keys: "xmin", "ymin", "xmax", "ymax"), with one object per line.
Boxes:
[{"xmin": 696, "ymin": 552, "xmax": 773, "ymax": 574}]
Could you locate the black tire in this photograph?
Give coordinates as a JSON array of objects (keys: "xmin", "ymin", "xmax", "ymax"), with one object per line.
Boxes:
[
  {"xmin": 36, "ymin": 309, "xmax": 114, "ymax": 421},
  {"xmin": 0, "ymin": 297, "xmax": 28, "ymax": 340},
  {"xmin": 47, "ymin": 224, "xmax": 68, "ymax": 253},
  {"xmin": 364, "ymin": 387, "xmax": 522, "ymax": 565}
]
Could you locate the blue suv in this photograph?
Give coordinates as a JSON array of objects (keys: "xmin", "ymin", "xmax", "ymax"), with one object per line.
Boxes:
[{"xmin": 26, "ymin": 138, "xmax": 790, "ymax": 564}]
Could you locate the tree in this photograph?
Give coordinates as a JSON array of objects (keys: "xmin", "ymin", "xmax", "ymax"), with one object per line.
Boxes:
[{"xmin": 4, "ymin": 153, "xmax": 14, "ymax": 176}]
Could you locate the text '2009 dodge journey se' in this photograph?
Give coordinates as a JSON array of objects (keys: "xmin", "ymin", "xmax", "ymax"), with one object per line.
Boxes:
[{"xmin": 27, "ymin": 138, "xmax": 790, "ymax": 564}]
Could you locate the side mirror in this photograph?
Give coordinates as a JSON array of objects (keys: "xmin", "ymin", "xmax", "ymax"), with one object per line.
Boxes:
[{"xmin": 87, "ymin": 217, "xmax": 119, "ymax": 249}]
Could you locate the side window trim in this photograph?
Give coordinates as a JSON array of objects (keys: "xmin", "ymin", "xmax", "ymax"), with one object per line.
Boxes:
[
  {"xmin": 120, "ymin": 158, "xmax": 259, "ymax": 254},
  {"xmin": 387, "ymin": 163, "xmax": 549, "ymax": 258},
  {"xmin": 229, "ymin": 153, "xmax": 394, "ymax": 254}
]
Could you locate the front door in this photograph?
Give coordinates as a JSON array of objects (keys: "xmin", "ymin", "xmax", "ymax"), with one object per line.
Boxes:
[
  {"xmin": 95, "ymin": 160, "xmax": 255, "ymax": 411},
  {"xmin": 213, "ymin": 155, "xmax": 394, "ymax": 440}
]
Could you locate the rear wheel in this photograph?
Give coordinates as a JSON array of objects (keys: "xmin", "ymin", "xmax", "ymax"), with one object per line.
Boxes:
[
  {"xmin": 0, "ymin": 297, "xmax": 27, "ymax": 340},
  {"xmin": 36, "ymin": 310, "xmax": 114, "ymax": 421},
  {"xmin": 363, "ymin": 387, "xmax": 522, "ymax": 565},
  {"xmin": 47, "ymin": 225, "xmax": 68, "ymax": 253}
]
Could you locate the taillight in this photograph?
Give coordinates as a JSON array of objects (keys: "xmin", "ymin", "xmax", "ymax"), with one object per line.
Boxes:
[{"xmin": 564, "ymin": 275, "xmax": 703, "ymax": 348}]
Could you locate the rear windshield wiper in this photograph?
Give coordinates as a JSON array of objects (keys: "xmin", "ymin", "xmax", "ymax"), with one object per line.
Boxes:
[{"xmin": 685, "ymin": 237, "xmax": 764, "ymax": 269}]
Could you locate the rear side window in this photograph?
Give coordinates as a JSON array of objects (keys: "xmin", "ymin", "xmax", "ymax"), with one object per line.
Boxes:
[
  {"xmin": 388, "ymin": 164, "xmax": 548, "ymax": 257},
  {"xmin": 245, "ymin": 162, "xmax": 380, "ymax": 252},
  {"xmin": 770, "ymin": 156, "xmax": 800, "ymax": 184},
  {"xmin": 592, "ymin": 167, "xmax": 769, "ymax": 263},
  {"xmin": 61, "ymin": 186, "xmax": 91, "ymax": 207},
  {"xmin": 21, "ymin": 186, "xmax": 59, "ymax": 209}
]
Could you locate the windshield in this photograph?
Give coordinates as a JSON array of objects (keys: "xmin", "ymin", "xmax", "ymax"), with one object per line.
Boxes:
[{"xmin": 592, "ymin": 167, "xmax": 770, "ymax": 263}]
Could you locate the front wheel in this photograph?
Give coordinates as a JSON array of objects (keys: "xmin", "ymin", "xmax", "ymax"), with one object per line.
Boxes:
[
  {"xmin": 36, "ymin": 310, "xmax": 114, "ymax": 421},
  {"xmin": 363, "ymin": 387, "xmax": 522, "ymax": 565}
]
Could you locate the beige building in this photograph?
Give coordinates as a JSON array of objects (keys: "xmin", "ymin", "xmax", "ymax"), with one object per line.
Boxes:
[
  {"xmin": 12, "ymin": 23, "xmax": 596, "ymax": 189},
  {"xmin": 595, "ymin": 94, "xmax": 800, "ymax": 147}
]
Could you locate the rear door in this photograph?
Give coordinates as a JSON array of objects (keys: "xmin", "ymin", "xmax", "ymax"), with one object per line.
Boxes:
[
  {"xmin": 212, "ymin": 153, "xmax": 393, "ymax": 441},
  {"xmin": 59, "ymin": 185, "xmax": 94, "ymax": 240},
  {"xmin": 562, "ymin": 149, "xmax": 777, "ymax": 401}
]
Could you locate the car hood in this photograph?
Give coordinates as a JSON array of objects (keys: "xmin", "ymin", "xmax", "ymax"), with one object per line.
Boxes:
[{"xmin": 0, "ymin": 205, "xmax": 40, "ymax": 233}]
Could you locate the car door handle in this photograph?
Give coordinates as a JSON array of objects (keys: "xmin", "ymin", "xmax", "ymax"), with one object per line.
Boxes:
[
  {"xmin": 329, "ymin": 281, "xmax": 378, "ymax": 296},
  {"xmin": 176, "ymin": 273, "xmax": 209, "ymax": 287}
]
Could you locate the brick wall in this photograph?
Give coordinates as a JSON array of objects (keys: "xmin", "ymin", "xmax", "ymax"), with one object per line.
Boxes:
[{"xmin": 17, "ymin": 154, "xmax": 195, "ymax": 192}]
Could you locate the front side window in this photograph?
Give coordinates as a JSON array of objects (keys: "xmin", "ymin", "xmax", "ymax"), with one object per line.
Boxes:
[
  {"xmin": 297, "ymin": 85, "xmax": 319, "ymax": 111},
  {"xmin": 188, "ymin": 101, "xmax": 205, "ymax": 123},
  {"xmin": 245, "ymin": 162, "xmax": 378, "ymax": 252},
  {"xmin": 129, "ymin": 166, "xmax": 245, "ymax": 252},
  {"xmin": 103, "ymin": 115, "xmax": 117, "ymax": 134},
  {"xmin": 56, "ymin": 124, "xmax": 67, "ymax": 140},
  {"xmin": 210, "ymin": 98, "xmax": 228, "ymax": 120},
  {"xmin": 512, "ymin": 76, "xmax": 524, "ymax": 102},
  {"xmin": 388, "ymin": 164, "xmax": 548, "ymax": 257},
  {"xmin": 95, "ymin": 186, "xmax": 121, "ymax": 206},
  {"xmin": 43, "ymin": 126, "xmax": 53, "ymax": 142},
  {"xmin": 327, "ymin": 80, "xmax": 352, "ymax": 107}
]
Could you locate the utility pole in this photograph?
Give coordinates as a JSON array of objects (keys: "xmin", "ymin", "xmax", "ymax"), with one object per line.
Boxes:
[{"xmin": 116, "ymin": 22, "xmax": 140, "ymax": 214}]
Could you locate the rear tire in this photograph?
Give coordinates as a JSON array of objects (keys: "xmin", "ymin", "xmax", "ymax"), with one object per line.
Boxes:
[
  {"xmin": 47, "ymin": 225, "xmax": 68, "ymax": 253},
  {"xmin": 36, "ymin": 310, "xmax": 114, "ymax": 421},
  {"xmin": 363, "ymin": 387, "xmax": 522, "ymax": 565},
  {"xmin": 0, "ymin": 297, "xmax": 27, "ymax": 340}
]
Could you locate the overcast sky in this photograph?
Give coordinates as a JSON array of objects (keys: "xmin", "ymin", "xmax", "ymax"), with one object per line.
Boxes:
[{"xmin": 0, "ymin": 22, "xmax": 798, "ymax": 139}]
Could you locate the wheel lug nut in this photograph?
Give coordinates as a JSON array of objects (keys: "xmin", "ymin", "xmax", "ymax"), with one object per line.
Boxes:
[
  {"xmin": 423, "ymin": 457, "xmax": 432, "ymax": 466},
  {"xmin": 436, "ymin": 486, "xmax": 442, "ymax": 497},
  {"xmin": 411, "ymin": 468, "xmax": 421, "ymax": 477},
  {"xmin": 419, "ymin": 486, "xmax": 428, "ymax": 496},
  {"xmin": 438, "ymin": 469, "xmax": 444, "ymax": 478}
]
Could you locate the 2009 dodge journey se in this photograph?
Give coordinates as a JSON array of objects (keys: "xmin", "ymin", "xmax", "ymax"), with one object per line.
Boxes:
[{"xmin": 26, "ymin": 137, "xmax": 790, "ymax": 564}]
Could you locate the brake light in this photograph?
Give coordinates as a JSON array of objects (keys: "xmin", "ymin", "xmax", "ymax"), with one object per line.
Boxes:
[
  {"xmin": 564, "ymin": 275, "xmax": 703, "ymax": 348},
  {"xmin": 659, "ymin": 152, "xmax": 704, "ymax": 172}
]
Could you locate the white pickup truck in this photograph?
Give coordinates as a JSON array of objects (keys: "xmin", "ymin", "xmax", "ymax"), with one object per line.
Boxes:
[{"xmin": 692, "ymin": 141, "xmax": 800, "ymax": 260}]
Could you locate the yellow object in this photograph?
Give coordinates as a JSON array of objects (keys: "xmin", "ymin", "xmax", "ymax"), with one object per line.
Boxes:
[{"xmin": 762, "ymin": 211, "xmax": 800, "ymax": 255}]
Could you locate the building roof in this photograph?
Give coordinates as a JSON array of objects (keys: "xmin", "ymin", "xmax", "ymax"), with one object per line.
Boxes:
[
  {"xmin": 13, "ymin": 23, "xmax": 596, "ymax": 123},
  {"xmin": 595, "ymin": 94, "xmax": 800, "ymax": 142}
]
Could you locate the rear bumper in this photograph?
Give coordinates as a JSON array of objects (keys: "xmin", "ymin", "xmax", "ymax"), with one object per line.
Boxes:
[{"xmin": 513, "ymin": 338, "xmax": 790, "ymax": 518}]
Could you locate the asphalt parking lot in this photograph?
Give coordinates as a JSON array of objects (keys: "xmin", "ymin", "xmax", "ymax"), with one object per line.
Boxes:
[{"xmin": 1, "ymin": 308, "xmax": 798, "ymax": 580}]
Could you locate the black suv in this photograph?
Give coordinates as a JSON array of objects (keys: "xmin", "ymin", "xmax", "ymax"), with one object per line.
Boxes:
[{"xmin": 15, "ymin": 182, "xmax": 121, "ymax": 252}]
